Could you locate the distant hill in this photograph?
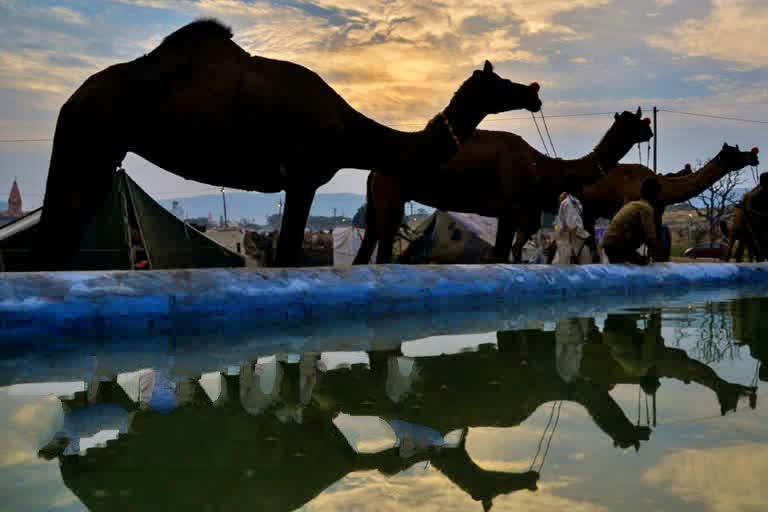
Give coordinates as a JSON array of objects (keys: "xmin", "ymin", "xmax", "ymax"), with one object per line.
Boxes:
[{"xmin": 160, "ymin": 192, "xmax": 366, "ymax": 224}]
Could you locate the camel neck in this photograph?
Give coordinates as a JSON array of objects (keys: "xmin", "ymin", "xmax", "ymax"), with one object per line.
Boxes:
[
  {"xmin": 344, "ymin": 111, "xmax": 459, "ymax": 174},
  {"xmin": 442, "ymin": 101, "xmax": 486, "ymax": 144},
  {"xmin": 591, "ymin": 125, "xmax": 639, "ymax": 169},
  {"xmin": 658, "ymin": 157, "xmax": 731, "ymax": 205}
]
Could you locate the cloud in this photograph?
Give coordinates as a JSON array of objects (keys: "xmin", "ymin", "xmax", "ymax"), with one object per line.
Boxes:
[
  {"xmin": 643, "ymin": 444, "xmax": 768, "ymax": 512},
  {"xmin": 301, "ymin": 463, "xmax": 606, "ymax": 512},
  {"xmin": 623, "ymin": 56, "xmax": 637, "ymax": 66},
  {"xmin": 647, "ymin": 0, "xmax": 768, "ymax": 68},
  {"xmin": 44, "ymin": 6, "xmax": 87, "ymax": 25},
  {"xmin": 112, "ymin": 0, "xmax": 612, "ymax": 121},
  {"xmin": 0, "ymin": 48, "xmax": 114, "ymax": 110},
  {"xmin": 684, "ymin": 74, "xmax": 715, "ymax": 82},
  {"xmin": 300, "ymin": 464, "xmax": 483, "ymax": 511}
]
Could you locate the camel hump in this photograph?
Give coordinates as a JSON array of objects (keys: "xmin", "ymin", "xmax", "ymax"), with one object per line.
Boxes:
[{"xmin": 158, "ymin": 19, "xmax": 233, "ymax": 49}]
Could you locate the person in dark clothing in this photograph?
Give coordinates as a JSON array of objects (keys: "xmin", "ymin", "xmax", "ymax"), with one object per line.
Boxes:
[{"xmin": 601, "ymin": 178, "xmax": 662, "ymax": 264}]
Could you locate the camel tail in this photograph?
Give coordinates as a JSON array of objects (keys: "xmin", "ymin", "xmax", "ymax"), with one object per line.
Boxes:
[{"xmin": 365, "ymin": 172, "xmax": 375, "ymax": 225}]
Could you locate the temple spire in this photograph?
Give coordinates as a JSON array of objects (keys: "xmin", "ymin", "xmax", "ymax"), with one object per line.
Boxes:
[{"xmin": 7, "ymin": 178, "xmax": 22, "ymax": 216}]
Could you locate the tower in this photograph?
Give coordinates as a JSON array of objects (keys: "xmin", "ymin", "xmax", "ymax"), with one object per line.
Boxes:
[{"xmin": 7, "ymin": 179, "xmax": 22, "ymax": 217}]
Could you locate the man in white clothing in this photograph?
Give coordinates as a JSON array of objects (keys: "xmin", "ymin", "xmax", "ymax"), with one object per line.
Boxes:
[{"xmin": 553, "ymin": 176, "xmax": 592, "ymax": 264}]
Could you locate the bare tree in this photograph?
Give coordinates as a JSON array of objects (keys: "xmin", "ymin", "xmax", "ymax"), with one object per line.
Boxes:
[{"xmin": 686, "ymin": 159, "xmax": 746, "ymax": 243}]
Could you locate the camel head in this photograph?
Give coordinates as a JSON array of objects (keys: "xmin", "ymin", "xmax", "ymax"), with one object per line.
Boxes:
[
  {"xmin": 612, "ymin": 107, "xmax": 654, "ymax": 145},
  {"xmin": 458, "ymin": 60, "xmax": 542, "ymax": 115},
  {"xmin": 716, "ymin": 143, "xmax": 760, "ymax": 171}
]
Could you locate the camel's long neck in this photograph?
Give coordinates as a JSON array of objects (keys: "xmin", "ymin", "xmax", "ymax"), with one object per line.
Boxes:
[
  {"xmin": 571, "ymin": 384, "xmax": 639, "ymax": 448},
  {"xmin": 344, "ymin": 94, "xmax": 485, "ymax": 174},
  {"xmin": 592, "ymin": 125, "xmax": 639, "ymax": 169},
  {"xmin": 658, "ymin": 158, "xmax": 730, "ymax": 205},
  {"xmin": 534, "ymin": 124, "xmax": 636, "ymax": 180}
]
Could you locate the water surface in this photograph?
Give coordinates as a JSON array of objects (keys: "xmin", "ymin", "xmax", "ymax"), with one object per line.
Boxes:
[{"xmin": 1, "ymin": 295, "xmax": 767, "ymax": 511}]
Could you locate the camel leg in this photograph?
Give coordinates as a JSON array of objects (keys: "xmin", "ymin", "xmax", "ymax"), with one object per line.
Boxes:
[
  {"xmin": 375, "ymin": 200, "xmax": 404, "ymax": 264},
  {"xmin": 745, "ymin": 235, "xmax": 761, "ymax": 262},
  {"xmin": 493, "ymin": 215, "xmax": 516, "ymax": 263},
  {"xmin": 510, "ymin": 229, "xmax": 529, "ymax": 264},
  {"xmin": 509, "ymin": 210, "xmax": 540, "ymax": 264},
  {"xmin": 37, "ymin": 106, "xmax": 123, "ymax": 270},
  {"xmin": 724, "ymin": 236, "xmax": 736, "ymax": 262},
  {"xmin": 353, "ymin": 228, "xmax": 377, "ymax": 265},
  {"xmin": 354, "ymin": 174, "xmax": 377, "ymax": 265},
  {"xmin": 734, "ymin": 238, "xmax": 745, "ymax": 263},
  {"xmin": 275, "ymin": 186, "xmax": 316, "ymax": 267}
]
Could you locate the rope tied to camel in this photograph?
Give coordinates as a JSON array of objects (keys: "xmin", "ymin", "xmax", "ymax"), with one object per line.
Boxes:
[
  {"xmin": 531, "ymin": 113, "xmax": 550, "ymax": 157},
  {"xmin": 540, "ymin": 108, "xmax": 558, "ymax": 158},
  {"xmin": 531, "ymin": 108, "xmax": 559, "ymax": 158}
]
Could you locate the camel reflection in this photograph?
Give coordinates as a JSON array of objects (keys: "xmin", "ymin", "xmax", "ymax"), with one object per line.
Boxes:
[
  {"xmin": 51, "ymin": 311, "xmax": 755, "ymax": 512},
  {"xmin": 731, "ymin": 297, "xmax": 768, "ymax": 382},
  {"xmin": 54, "ymin": 365, "xmax": 537, "ymax": 512},
  {"xmin": 584, "ymin": 310, "xmax": 756, "ymax": 415}
]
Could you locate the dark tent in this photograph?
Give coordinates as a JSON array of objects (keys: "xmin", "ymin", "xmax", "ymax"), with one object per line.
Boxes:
[{"xmin": 0, "ymin": 170, "xmax": 244, "ymax": 271}]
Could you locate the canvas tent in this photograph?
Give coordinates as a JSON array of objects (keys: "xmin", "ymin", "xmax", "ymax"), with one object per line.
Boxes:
[
  {"xmin": 399, "ymin": 211, "xmax": 546, "ymax": 264},
  {"xmin": 332, "ymin": 226, "xmax": 377, "ymax": 266},
  {"xmin": 0, "ymin": 170, "xmax": 244, "ymax": 271}
]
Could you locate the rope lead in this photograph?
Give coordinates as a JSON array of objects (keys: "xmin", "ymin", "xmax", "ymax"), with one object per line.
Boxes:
[
  {"xmin": 531, "ymin": 113, "xmax": 550, "ymax": 156},
  {"xmin": 540, "ymin": 109, "xmax": 558, "ymax": 158}
]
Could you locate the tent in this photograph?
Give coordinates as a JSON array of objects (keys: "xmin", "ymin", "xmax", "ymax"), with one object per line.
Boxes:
[
  {"xmin": 332, "ymin": 226, "xmax": 377, "ymax": 266},
  {"xmin": 399, "ymin": 211, "xmax": 547, "ymax": 264},
  {"xmin": 0, "ymin": 170, "xmax": 244, "ymax": 271}
]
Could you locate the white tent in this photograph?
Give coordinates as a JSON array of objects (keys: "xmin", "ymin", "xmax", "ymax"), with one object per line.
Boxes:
[
  {"xmin": 332, "ymin": 226, "xmax": 377, "ymax": 266},
  {"xmin": 401, "ymin": 211, "xmax": 544, "ymax": 264}
]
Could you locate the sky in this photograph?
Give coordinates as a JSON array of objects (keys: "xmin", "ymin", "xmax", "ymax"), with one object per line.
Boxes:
[{"xmin": 1, "ymin": 0, "xmax": 768, "ymax": 210}]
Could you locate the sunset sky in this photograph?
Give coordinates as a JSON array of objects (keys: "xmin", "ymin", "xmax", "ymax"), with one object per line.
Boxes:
[{"xmin": 1, "ymin": 0, "xmax": 767, "ymax": 209}]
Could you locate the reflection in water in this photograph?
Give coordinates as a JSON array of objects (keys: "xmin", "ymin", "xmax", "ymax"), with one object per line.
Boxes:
[
  {"xmin": 731, "ymin": 298, "xmax": 768, "ymax": 383},
  {"xmin": 2, "ymin": 297, "xmax": 767, "ymax": 511}
]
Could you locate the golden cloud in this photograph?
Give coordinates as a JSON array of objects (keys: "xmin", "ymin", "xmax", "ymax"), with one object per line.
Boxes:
[
  {"xmin": 113, "ymin": 0, "xmax": 609, "ymax": 121},
  {"xmin": 0, "ymin": 46, "xmax": 116, "ymax": 111}
]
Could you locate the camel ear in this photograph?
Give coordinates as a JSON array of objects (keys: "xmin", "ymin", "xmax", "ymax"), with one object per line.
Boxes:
[
  {"xmin": 723, "ymin": 142, "xmax": 729, "ymax": 150},
  {"xmin": 736, "ymin": 144, "xmax": 741, "ymax": 151},
  {"xmin": 636, "ymin": 106, "xmax": 642, "ymax": 117},
  {"xmin": 483, "ymin": 60, "xmax": 494, "ymax": 73}
]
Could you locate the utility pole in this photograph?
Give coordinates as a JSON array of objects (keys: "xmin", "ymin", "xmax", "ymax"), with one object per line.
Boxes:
[
  {"xmin": 653, "ymin": 106, "xmax": 658, "ymax": 174},
  {"xmin": 221, "ymin": 187, "xmax": 228, "ymax": 226}
]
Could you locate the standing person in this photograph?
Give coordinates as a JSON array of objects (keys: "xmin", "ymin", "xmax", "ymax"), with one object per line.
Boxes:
[
  {"xmin": 601, "ymin": 178, "xmax": 661, "ymax": 264},
  {"xmin": 553, "ymin": 176, "xmax": 592, "ymax": 264}
]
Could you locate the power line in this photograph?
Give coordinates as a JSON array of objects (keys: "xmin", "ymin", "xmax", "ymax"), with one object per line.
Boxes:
[
  {"xmin": 3, "ymin": 109, "xmax": 768, "ymax": 142},
  {"xmin": 659, "ymin": 109, "xmax": 768, "ymax": 125},
  {"xmin": 0, "ymin": 138, "xmax": 52, "ymax": 143},
  {"xmin": 387, "ymin": 111, "xmax": 616, "ymax": 128},
  {"xmin": 0, "ymin": 111, "xmax": 621, "ymax": 141}
]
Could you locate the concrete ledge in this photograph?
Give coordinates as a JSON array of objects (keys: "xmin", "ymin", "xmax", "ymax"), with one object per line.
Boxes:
[{"xmin": 0, "ymin": 263, "xmax": 767, "ymax": 343}]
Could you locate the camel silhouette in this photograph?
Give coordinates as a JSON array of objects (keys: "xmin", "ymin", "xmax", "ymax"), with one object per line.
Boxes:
[
  {"xmin": 38, "ymin": 19, "xmax": 542, "ymax": 268},
  {"xmin": 721, "ymin": 173, "xmax": 766, "ymax": 262},
  {"xmin": 504, "ymin": 143, "xmax": 759, "ymax": 262},
  {"xmin": 354, "ymin": 109, "xmax": 652, "ymax": 264}
]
